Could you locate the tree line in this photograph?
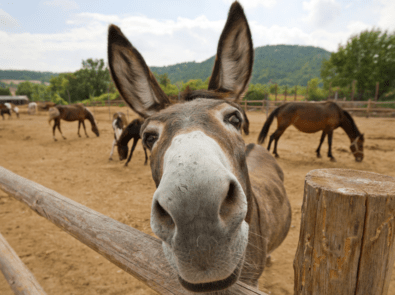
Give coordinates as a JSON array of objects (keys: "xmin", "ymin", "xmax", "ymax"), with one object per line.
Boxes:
[{"xmin": 1, "ymin": 28, "xmax": 393, "ymax": 104}]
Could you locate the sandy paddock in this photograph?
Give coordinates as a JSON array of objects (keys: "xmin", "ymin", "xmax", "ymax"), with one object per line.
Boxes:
[{"xmin": 1, "ymin": 105, "xmax": 395, "ymax": 295}]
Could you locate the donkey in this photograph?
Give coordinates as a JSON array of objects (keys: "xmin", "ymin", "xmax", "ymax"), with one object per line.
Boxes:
[
  {"xmin": 108, "ymin": 2, "xmax": 291, "ymax": 293},
  {"xmin": 48, "ymin": 104, "xmax": 100, "ymax": 141},
  {"xmin": 4, "ymin": 103, "xmax": 19, "ymax": 118},
  {"xmin": 257, "ymin": 101, "xmax": 365, "ymax": 162},
  {"xmin": 109, "ymin": 112, "xmax": 128, "ymax": 160},
  {"xmin": 116, "ymin": 118, "xmax": 148, "ymax": 166},
  {"xmin": 0, "ymin": 104, "xmax": 11, "ymax": 120}
]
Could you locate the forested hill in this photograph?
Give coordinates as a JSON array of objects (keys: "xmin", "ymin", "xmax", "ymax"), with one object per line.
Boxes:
[
  {"xmin": 151, "ymin": 45, "xmax": 331, "ymax": 86},
  {"xmin": 0, "ymin": 70, "xmax": 58, "ymax": 83}
]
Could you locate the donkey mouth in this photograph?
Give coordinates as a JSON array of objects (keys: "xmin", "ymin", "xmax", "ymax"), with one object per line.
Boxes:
[{"xmin": 177, "ymin": 257, "xmax": 243, "ymax": 293}]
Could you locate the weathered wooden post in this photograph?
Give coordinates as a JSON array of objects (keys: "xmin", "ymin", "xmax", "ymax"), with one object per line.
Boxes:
[
  {"xmin": 244, "ymin": 99, "xmax": 247, "ymax": 111},
  {"xmin": 375, "ymin": 82, "xmax": 379, "ymax": 102},
  {"xmin": 294, "ymin": 85, "xmax": 297, "ymax": 101},
  {"xmin": 275, "ymin": 83, "xmax": 278, "ymax": 101},
  {"xmin": 294, "ymin": 169, "xmax": 395, "ymax": 295},
  {"xmin": 367, "ymin": 98, "xmax": 372, "ymax": 118},
  {"xmin": 0, "ymin": 232, "xmax": 47, "ymax": 295},
  {"xmin": 284, "ymin": 86, "xmax": 287, "ymax": 102}
]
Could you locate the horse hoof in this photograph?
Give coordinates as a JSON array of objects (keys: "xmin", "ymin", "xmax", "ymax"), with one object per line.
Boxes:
[
  {"xmin": 54, "ymin": 139, "xmax": 58, "ymax": 142},
  {"xmin": 63, "ymin": 137, "xmax": 67, "ymax": 140},
  {"xmin": 109, "ymin": 158, "xmax": 113, "ymax": 161},
  {"xmin": 330, "ymin": 157, "xmax": 336, "ymax": 162},
  {"xmin": 317, "ymin": 154, "xmax": 322, "ymax": 158},
  {"xmin": 274, "ymin": 154, "xmax": 280, "ymax": 158}
]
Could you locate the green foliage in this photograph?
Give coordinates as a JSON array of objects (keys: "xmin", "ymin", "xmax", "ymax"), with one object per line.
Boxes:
[
  {"xmin": 150, "ymin": 45, "xmax": 329, "ymax": 86},
  {"xmin": 52, "ymin": 93, "xmax": 68, "ymax": 105},
  {"xmin": 321, "ymin": 29, "xmax": 395, "ymax": 100},
  {"xmin": 306, "ymin": 78, "xmax": 327, "ymax": 101},
  {"xmin": 245, "ymin": 83, "xmax": 268, "ymax": 101},
  {"xmin": 16, "ymin": 81, "xmax": 34, "ymax": 99},
  {"xmin": 0, "ymin": 87, "xmax": 11, "ymax": 96}
]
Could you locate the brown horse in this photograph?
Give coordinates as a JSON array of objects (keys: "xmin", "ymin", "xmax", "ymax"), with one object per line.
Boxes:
[
  {"xmin": 258, "ymin": 101, "xmax": 364, "ymax": 162},
  {"xmin": 109, "ymin": 112, "xmax": 128, "ymax": 160},
  {"xmin": 48, "ymin": 104, "xmax": 99, "ymax": 141},
  {"xmin": 108, "ymin": 1, "xmax": 291, "ymax": 293},
  {"xmin": 0, "ymin": 103, "xmax": 11, "ymax": 120},
  {"xmin": 39, "ymin": 101, "xmax": 57, "ymax": 111}
]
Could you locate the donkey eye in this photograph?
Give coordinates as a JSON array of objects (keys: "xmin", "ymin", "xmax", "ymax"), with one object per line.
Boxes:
[
  {"xmin": 226, "ymin": 113, "xmax": 242, "ymax": 130},
  {"xmin": 144, "ymin": 133, "xmax": 158, "ymax": 149}
]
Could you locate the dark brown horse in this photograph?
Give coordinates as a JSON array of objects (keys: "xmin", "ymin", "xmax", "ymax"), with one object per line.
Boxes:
[
  {"xmin": 258, "ymin": 101, "xmax": 364, "ymax": 162},
  {"xmin": 116, "ymin": 118, "xmax": 148, "ymax": 166},
  {"xmin": 109, "ymin": 112, "xmax": 128, "ymax": 160},
  {"xmin": 48, "ymin": 104, "xmax": 100, "ymax": 141}
]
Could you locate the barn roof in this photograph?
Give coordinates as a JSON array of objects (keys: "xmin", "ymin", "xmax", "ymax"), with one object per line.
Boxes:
[{"xmin": 0, "ymin": 96, "xmax": 29, "ymax": 101}]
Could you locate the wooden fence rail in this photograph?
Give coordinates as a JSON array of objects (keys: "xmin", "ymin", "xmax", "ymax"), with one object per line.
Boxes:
[
  {"xmin": 0, "ymin": 167, "xmax": 265, "ymax": 295},
  {"xmin": 0, "ymin": 232, "xmax": 47, "ymax": 295}
]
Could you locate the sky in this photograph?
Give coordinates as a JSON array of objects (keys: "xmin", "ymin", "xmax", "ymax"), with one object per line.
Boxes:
[{"xmin": 0, "ymin": 0, "xmax": 394, "ymax": 73}]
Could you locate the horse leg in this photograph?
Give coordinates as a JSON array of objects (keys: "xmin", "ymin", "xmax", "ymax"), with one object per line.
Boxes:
[
  {"xmin": 125, "ymin": 138, "xmax": 139, "ymax": 167},
  {"xmin": 52, "ymin": 121, "xmax": 58, "ymax": 141},
  {"xmin": 57, "ymin": 120, "xmax": 66, "ymax": 140},
  {"xmin": 269, "ymin": 129, "xmax": 285, "ymax": 158},
  {"xmin": 82, "ymin": 121, "xmax": 89, "ymax": 137},
  {"xmin": 327, "ymin": 130, "xmax": 336, "ymax": 162},
  {"xmin": 109, "ymin": 138, "xmax": 117, "ymax": 160},
  {"xmin": 78, "ymin": 121, "xmax": 81, "ymax": 137},
  {"xmin": 143, "ymin": 146, "xmax": 148, "ymax": 165},
  {"xmin": 316, "ymin": 131, "xmax": 326, "ymax": 158}
]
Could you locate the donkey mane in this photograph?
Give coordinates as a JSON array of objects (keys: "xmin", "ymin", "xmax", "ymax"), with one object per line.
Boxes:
[{"xmin": 180, "ymin": 89, "xmax": 232, "ymax": 102}]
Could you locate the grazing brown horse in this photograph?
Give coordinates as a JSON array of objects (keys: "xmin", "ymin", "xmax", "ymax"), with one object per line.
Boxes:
[
  {"xmin": 258, "ymin": 101, "xmax": 365, "ymax": 162},
  {"xmin": 48, "ymin": 104, "xmax": 100, "ymax": 141},
  {"xmin": 109, "ymin": 112, "xmax": 128, "ymax": 160},
  {"xmin": 1, "ymin": 104, "xmax": 11, "ymax": 120},
  {"xmin": 108, "ymin": 2, "xmax": 291, "ymax": 293},
  {"xmin": 39, "ymin": 101, "xmax": 57, "ymax": 111},
  {"xmin": 116, "ymin": 118, "xmax": 148, "ymax": 166}
]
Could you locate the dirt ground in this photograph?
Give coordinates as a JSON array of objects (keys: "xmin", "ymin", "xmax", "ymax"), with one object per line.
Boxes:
[{"xmin": 1, "ymin": 105, "xmax": 395, "ymax": 295}]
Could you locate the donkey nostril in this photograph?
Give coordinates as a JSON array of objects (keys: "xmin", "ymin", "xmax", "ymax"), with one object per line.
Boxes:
[
  {"xmin": 220, "ymin": 182, "xmax": 237, "ymax": 219},
  {"xmin": 154, "ymin": 200, "xmax": 175, "ymax": 229}
]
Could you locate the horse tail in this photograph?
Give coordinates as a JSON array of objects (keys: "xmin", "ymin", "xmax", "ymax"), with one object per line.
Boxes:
[
  {"xmin": 48, "ymin": 107, "xmax": 60, "ymax": 125},
  {"xmin": 257, "ymin": 105, "xmax": 282, "ymax": 144}
]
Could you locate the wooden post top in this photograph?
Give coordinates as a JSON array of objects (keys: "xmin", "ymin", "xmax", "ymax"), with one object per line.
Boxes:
[{"xmin": 306, "ymin": 169, "xmax": 395, "ymax": 197}]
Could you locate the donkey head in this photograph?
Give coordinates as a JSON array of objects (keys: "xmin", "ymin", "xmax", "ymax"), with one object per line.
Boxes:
[{"xmin": 108, "ymin": 2, "xmax": 254, "ymax": 292}]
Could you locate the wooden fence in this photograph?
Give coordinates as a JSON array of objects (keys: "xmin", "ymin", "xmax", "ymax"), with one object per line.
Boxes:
[
  {"xmin": 241, "ymin": 99, "xmax": 395, "ymax": 118},
  {"xmin": 1, "ymin": 167, "xmax": 395, "ymax": 294}
]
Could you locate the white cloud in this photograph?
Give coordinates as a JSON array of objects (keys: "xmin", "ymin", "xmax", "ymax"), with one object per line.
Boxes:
[
  {"xmin": 222, "ymin": 0, "xmax": 277, "ymax": 9},
  {"xmin": 302, "ymin": 0, "xmax": 341, "ymax": 28},
  {"xmin": 377, "ymin": 0, "xmax": 395, "ymax": 30},
  {"xmin": 43, "ymin": 0, "xmax": 79, "ymax": 11},
  {"xmin": 0, "ymin": 9, "xmax": 379, "ymax": 72},
  {"xmin": 0, "ymin": 9, "xmax": 21, "ymax": 32}
]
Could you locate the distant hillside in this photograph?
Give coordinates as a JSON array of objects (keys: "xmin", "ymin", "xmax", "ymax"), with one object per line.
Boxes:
[
  {"xmin": 0, "ymin": 70, "xmax": 58, "ymax": 83},
  {"xmin": 151, "ymin": 45, "xmax": 331, "ymax": 86}
]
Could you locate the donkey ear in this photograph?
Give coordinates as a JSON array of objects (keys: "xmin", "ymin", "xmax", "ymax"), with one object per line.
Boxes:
[
  {"xmin": 108, "ymin": 25, "xmax": 170, "ymax": 118},
  {"xmin": 208, "ymin": 2, "xmax": 253, "ymax": 101}
]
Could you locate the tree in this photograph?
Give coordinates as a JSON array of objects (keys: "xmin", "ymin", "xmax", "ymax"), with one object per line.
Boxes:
[
  {"xmin": 321, "ymin": 29, "xmax": 395, "ymax": 100},
  {"xmin": 0, "ymin": 87, "xmax": 11, "ymax": 96},
  {"xmin": 16, "ymin": 81, "xmax": 34, "ymax": 99}
]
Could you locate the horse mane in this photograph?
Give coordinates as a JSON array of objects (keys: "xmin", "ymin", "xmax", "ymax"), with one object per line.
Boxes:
[
  {"xmin": 84, "ymin": 107, "xmax": 97, "ymax": 126},
  {"xmin": 342, "ymin": 110, "xmax": 361, "ymax": 136}
]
